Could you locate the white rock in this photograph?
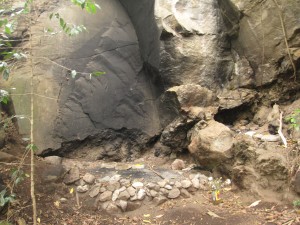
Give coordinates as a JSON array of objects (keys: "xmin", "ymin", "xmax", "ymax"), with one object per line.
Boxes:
[
  {"xmin": 89, "ymin": 186, "xmax": 100, "ymax": 198},
  {"xmin": 137, "ymin": 189, "xmax": 146, "ymax": 200},
  {"xmin": 127, "ymin": 187, "xmax": 136, "ymax": 196},
  {"xmin": 175, "ymin": 181, "xmax": 182, "ymax": 188},
  {"xmin": 192, "ymin": 178, "xmax": 200, "ymax": 189},
  {"xmin": 100, "ymin": 187, "xmax": 107, "ymax": 193},
  {"xmin": 150, "ymin": 190, "xmax": 158, "ymax": 197},
  {"xmin": 171, "ymin": 159, "xmax": 185, "ymax": 170},
  {"xmin": 157, "ymin": 181, "xmax": 167, "ymax": 188},
  {"xmin": 118, "ymin": 186, "xmax": 126, "ymax": 192},
  {"xmin": 132, "ymin": 182, "xmax": 144, "ymax": 189},
  {"xmin": 99, "ymin": 191, "xmax": 113, "ymax": 202},
  {"xmin": 111, "ymin": 174, "xmax": 121, "ymax": 181},
  {"xmin": 120, "ymin": 179, "xmax": 131, "ymax": 187},
  {"xmin": 83, "ymin": 173, "xmax": 95, "ymax": 184},
  {"xmin": 181, "ymin": 180, "xmax": 192, "ymax": 188},
  {"xmin": 165, "ymin": 185, "xmax": 173, "ymax": 190},
  {"xmin": 116, "ymin": 200, "xmax": 127, "ymax": 212},
  {"xmin": 118, "ymin": 190, "xmax": 130, "ymax": 200},
  {"xmin": 107, "ymin": 181, "xmax": 121, "ymax": 191},
  {"xmin": 168, "ymin": 188, "xmax": 180, "ymax": 199},
  {"xmin": 76, "ymin": 185, "xmax": 89, "ymax": 193},
  {"xmin": 112, "ymin": 189, "xmax": 120, "ymax": 201}
]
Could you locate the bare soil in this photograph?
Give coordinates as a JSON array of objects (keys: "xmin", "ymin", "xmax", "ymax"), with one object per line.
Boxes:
[{"xmin": 1, "ymin": 135, "xmax": 300, "ymax": 225}]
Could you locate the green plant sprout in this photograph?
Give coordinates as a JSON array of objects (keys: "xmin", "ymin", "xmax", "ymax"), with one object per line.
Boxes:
[{"xmin": 286, "ymin": 109, "xmax": 300, "ymax": 131}]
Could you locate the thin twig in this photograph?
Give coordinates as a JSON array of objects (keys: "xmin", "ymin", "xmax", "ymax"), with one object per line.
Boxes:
[
  {"xmin": 29, "ymin": 3, "xmax": 37, "ymax": 224},
  {"xmin": 149, "ymin": 166, "xmax": 165, "ymax": 180}
]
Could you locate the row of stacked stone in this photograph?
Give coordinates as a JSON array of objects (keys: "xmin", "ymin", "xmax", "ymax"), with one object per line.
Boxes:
[{"xmin": 75, "ymin": 173, "xmax": 209, "ymax": 213}]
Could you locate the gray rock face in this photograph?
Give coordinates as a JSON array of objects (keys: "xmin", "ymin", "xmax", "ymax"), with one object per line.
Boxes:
[
  {"xmin": 9, "ymin": 0, "xmax": 161, "ymax": 155},
  {"xmin": 231, "ymin": 0, "xmax": 300, "ymax": 86},
  {"xmin": 156, "ymin": 0, "xmax": 236, "ymax": 90}
]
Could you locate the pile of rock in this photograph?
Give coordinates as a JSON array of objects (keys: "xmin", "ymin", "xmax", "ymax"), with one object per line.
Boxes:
[{"xmin": 68, "ymin": 172, "xmax": 209, "ymax": 213}]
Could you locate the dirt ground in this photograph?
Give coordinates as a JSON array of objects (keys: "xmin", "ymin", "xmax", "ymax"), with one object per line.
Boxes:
[{"xmin": 1, "ymin": 137, "xmax": 300, "ymax": 225}]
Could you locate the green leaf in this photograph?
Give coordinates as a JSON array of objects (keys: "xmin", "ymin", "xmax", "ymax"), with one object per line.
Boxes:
[
  {"xmin": 86, "ymin": 2, "xmax": 97, "ymax": 14},
  {"xmin": 59, "ymin": 18, "xmax": 65, "ymax": 29},
  {"xmin": 71, "ymin": 70, "xmax": 77, "ymax": 78},
  {"xmin": 0, "ymin": 19, "xmax": 8, "ymax": 28},
  {"xmin": 4, "ymin": 23, "xmax": 13, "ymax": 34},
  {"xmin": 92, "ymin": 71, "xmax": 106, "ymax": 77},
  {"xmin": 26, "ymin": 144, "xmax": 38, "ymax": 152},
  {"xmin": 49, "ymin": 13, "xmax": 54, "ymax": 20}
]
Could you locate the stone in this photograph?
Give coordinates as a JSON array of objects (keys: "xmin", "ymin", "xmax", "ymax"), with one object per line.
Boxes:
[
  {"xmin": 76, "ymin": 185, "xmax": 89, "ymax": 193},
  {"xmin": 120, "ymin": 179, "xmax": 131, "ymax": 187},
  {"xmin": 0, "ymin": 152, "xmax": 17, "ymax": 163},
  {"xmin": 44, "ymin": 156, "xmax": 62, "ymax": 165},
  {"xmin": 100, "ymin": 187, "xmax": 107, "ymax": 193},
  {"xmin": 218, "ymin": 89, "xmax": 257, "ymax": 110},
  {"xmin": 260, "ymin": 135, "xmax": 280, "ymax": 142},
  {"xmin": 167, "ymin": 188, "xmax": 180, "ymax": 199},
  {"xmin": 164, "ymin": 185, "xmax": 172, "ymax": 190},
  {"xmin": 150, "ymin": 190, "xmax": 158, "ymax": 197},
  {"xmin": 118, "ymin": 190, "xmax": 130, "ymax": 201},
  {"xmin": 116, "ymin": 200, "xmax": 127, "ymax": 212},
  {"xmin": 188, "ymin": 120, "xmax": 234, "ymax": 167},
  {"xmin": 130, "ymin": 195, "xmax": 138, "ymax": 201},
  {"xmin": 83, "ymin": 173, "xmax": 95, "ymax": 184},
  {"xmin": 110, "ymin": 175, "xmax": 121, "ymax": 182},
  {"xmin": 159, "ymin": 188, "xmax": 168, "ymax": 196},
  {"xmin": 97, "ymin": 176, "xmax": 111, "ymax": 183},
  {"xmin": 191, "ymin": 178, "xmax": 200, "ymax": 189},
  {"xmin": 127, "ymin": 187, "xmax": 136, "ymax": 196},
  {"xmin": 60, "ymin": 198, "xmax": 68, "ymax": 203},
  {"xmin": 146, "ymin": 183, "xmax": 156, "ymax": 189},
  {"xmin": 105, "ymin": 202, "xmax": 119, "ymax": 214},
  {"xmin": 180, "ymin": 189, "xmax": 191, "ymax": 198},
  {"xmin": 118, "ymin": 186, "xmax": 126, "ymax": 192},
  {"xmin": 175, "ymin": 181, "xmax": 182, "ymax": 188},
  {"xmin": 137, "ymin": 189, "xmax": 146, "ymax": 200},
  {"xmin": 63, "ymin": 167, "xmax": 80, "ymax": 184},
  {"xmin": 107, "ymin": 181, "xmax": 121, "ymax": 192},
  {"xmin": 112, "ymin": 189, "xmax": 120, "ymax": 201},
  {"xmin": 171, "ymin": 159, "xmax": 186, "ymax": 170},
  {"xmin": 132, "ymin": 181, "xmax": 144, "ymax": 189},
  {"xmin": 126, "ymin": 201, "xmax": 141, "ymax": 212},
  {"xmin": 89, "ymin": 186, "xmax": 100, "ymax": 198},
  {"xmin": 253, "ymin": 106, "xmax": 272, "ymax": 126},
  {"xmin": 99, "ymin": 191, "xmax": 113, "ymax": 202},
  {"xmin": 157, "ymin": 181, "xmax": 167, "ymax": 188},
  {"xmin": 181, "ymin": 180, "xmax": 192, "ymax": 189},
  {"xmin": 153, "ymin": 195, "xmax": 167, "ymax": 206}
]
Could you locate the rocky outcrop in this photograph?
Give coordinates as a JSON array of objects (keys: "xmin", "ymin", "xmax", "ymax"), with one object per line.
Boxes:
[{"xmin": 7, "ymin": 0, "xmax": 162, "ymax": 155}]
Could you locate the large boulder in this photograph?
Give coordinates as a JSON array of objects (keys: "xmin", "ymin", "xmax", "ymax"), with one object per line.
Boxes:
[
  {"xmin": 7, "ymin": 0, "xmax": 161, "ymax": 154},
  {"xmin": 231, "ymin": 0, "xmax": 300, "ymax": 86},
  {"xmin": 188, "ymin": 120, "xmax": 234, "ymax": 168},
  {"xmin": 155, "ymin": 0, "xmax": 239, "ymax": 90}
]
